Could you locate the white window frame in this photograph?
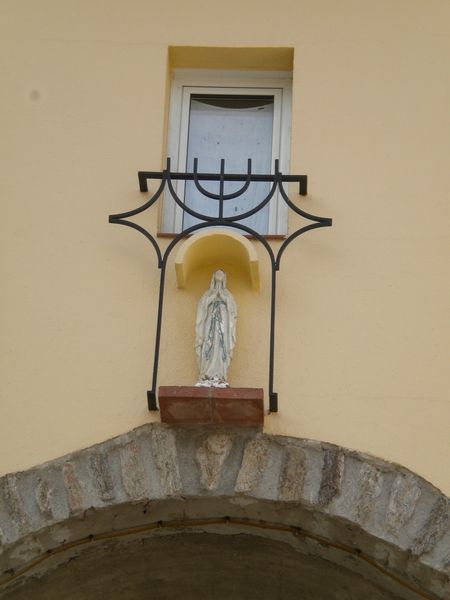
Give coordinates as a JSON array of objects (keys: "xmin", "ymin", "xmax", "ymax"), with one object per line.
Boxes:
[{"xmin": 162, "ymin": 69, "xmax": 292, "ymax": 235}]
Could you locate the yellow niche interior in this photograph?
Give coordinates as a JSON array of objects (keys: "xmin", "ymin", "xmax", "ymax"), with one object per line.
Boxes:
[
  {"xmin": 158, "ymin": 230, "xmax": 271, "ymax": 394},
  {"xmin": 175, "ymin": 229, "xmax": 260, "ymax": 291}
]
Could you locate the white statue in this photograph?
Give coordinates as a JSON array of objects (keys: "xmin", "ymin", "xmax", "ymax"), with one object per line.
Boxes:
[{"xmin": 195, "ymin": 269, "xmax": 237, "ymax": 387}]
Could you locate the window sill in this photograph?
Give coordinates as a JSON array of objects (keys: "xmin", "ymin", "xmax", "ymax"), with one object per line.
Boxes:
[{"xmin": 157, "ymin": 232, "xmax": 287, "ymax": 240}]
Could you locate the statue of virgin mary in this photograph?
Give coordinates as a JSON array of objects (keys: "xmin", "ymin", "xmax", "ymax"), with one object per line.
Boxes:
[{"xmin": 195, "ymin": 270, "xmax": 237, "ymax": 387}]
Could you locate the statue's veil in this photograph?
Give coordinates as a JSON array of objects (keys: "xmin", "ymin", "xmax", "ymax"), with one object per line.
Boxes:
[{"xmin": 210, "ymin": 269, "xmax": 226, "ymax": 290}]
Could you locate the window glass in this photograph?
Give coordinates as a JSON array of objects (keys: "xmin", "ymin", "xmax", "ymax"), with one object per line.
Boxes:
[
  {"xmin": 163, "ymin": 70, "xmax": 292, "ymax": 235},
  {"xmin": 184, "ymin": 95, "xmax": 274, "ymax": 232}
]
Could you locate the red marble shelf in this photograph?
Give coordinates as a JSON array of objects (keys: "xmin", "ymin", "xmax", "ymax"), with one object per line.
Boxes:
[{"xmin": 158, "ymin": 386, "xmax": 264, "ymax": 426}]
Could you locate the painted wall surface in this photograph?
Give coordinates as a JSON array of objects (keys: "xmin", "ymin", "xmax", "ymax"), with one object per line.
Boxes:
[{"xmin": 1, "ymin": 1, "xmax": 449, "ymax": 494}]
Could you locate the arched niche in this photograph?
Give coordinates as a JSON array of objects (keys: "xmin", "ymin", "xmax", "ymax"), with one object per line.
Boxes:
[{"xmin": 174, "ymin": 229, "xmax": 260, "ymax": 291}]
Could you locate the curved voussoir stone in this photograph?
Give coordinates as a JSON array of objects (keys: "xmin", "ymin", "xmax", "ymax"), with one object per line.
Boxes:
[
  {"xmin": 196, "ymin": 433, "xmax": 233, "ymax": 492},
  {"xmin": 355, "ymin": 463, "xmax": 383, "ymax": 524},
  {"xmin": 0, "ymin": 475, "xmax": 30, "ymax": 543},
  {"xmin": 35, "ymin": 479, "xmax": 54, "ymax": 520},
  {"xmin": 386, "ymin": 474, "xmax": 422, "ymax": 534},
  {"xmin": 119, "ymin": 440, "xmax": 148, "ymax": 500},
  {"xmin": 235, "ymin": 437, "xmax": 269, "ymax": 494},
  {"xmin": 89, "ymin": 453, "xmax": 116, "ymax": 503},
  {"xmin": 318, "ymin": 447, "xmax": 345, "ymax": 507},
  {"xmin": 150, "ymin": 427, "xmax": 182, "ymax": 497},
  {"xmin": 278, "ymin": 445, "xmax": 307, "ymax": 502},
  {"xmin": 412, "ymin": 497, "xmax": 449, "ymax": 557},
  {"xmin": 62, "ymin": 461, "xmax": 84, "ymax": 514}
]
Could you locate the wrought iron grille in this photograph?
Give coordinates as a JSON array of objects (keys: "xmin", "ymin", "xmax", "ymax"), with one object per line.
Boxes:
[{"xmin": 109, "ymin": 158, "xmax": 332, "ymax": 412}]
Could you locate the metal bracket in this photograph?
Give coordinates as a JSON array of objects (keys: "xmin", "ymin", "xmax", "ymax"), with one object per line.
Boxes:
[{"xmin": 110, "ymin": 158, "xmax": 331, "ymax": 413}]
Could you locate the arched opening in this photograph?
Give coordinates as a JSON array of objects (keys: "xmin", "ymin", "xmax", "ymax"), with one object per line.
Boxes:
[
  {"xmin": 0, "ymin": 526, "xmax": 419, "ymax": 599},
  {"xmin": 174, "ymin": 229, "xmax": 260, "ymax": 290},
  {"xmin": 0, "ymin": 425, "xmax": 447, "ymax": 600}
]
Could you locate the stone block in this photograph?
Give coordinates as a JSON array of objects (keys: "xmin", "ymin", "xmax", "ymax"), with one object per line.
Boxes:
[{"xmin": 158, "ymin": 386, "xmax": 264, "ymax": 427}]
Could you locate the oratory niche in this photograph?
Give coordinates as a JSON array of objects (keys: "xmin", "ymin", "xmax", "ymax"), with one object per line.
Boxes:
[
  {"xmin": 159, "ymin": 229, "xmax": 264, "ymax": 426},
  {"xmin": 109, "ymin": 157, "xmax": 331, "ymax": 415}
]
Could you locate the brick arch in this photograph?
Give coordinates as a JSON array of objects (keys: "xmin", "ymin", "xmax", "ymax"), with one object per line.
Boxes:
[{"xmin": 0, "ymin": 425, "xmax": 448, "ymax": 599}]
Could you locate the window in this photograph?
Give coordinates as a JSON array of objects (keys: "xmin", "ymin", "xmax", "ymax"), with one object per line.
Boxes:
[{"xmin": 162, "ymin": 69, "xmax": 292, "ymax": 235}]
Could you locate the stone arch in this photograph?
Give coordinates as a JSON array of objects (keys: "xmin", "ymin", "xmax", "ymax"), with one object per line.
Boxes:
[{"xmin": 0, "ymin": 425, "xmax": 448, "ymax": 599}]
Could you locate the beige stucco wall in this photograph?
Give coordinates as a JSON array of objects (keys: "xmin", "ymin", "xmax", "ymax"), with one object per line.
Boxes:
[{"xmin": 1, "ymin": 0, "xmax": 449, "ymax": 494}]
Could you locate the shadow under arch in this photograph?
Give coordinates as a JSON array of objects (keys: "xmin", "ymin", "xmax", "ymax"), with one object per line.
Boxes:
[
  {"xmin": 174, "ymin": 228, "xmax": 260, "ymax": 291},
  {"xmin": 0, "ymin": 425, "xmax": 448, "ymax": 599}
]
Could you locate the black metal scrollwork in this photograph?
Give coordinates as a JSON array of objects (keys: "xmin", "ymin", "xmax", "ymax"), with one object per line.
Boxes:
[{"xmin": 109, "ymin": 158, "xmax": 332, "ymax": 412}]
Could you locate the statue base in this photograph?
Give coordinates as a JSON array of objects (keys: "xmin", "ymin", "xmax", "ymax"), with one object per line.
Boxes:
[{"xmin": 158, "ymin": 386, "xmax": 264, "ymax": 427}]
